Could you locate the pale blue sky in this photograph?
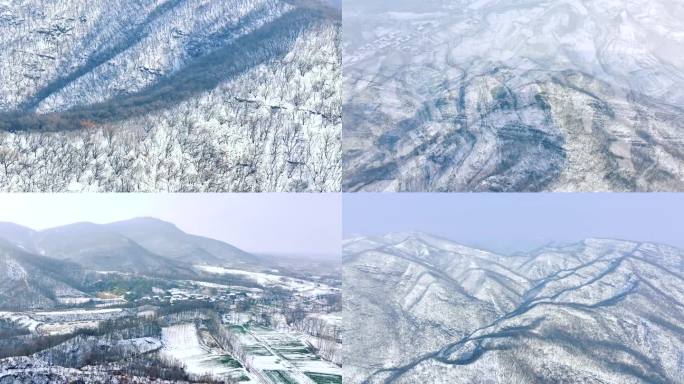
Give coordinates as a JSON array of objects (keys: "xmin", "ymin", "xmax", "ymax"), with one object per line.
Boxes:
[
  {"xmin": 343, "ymin": 193, "xmax": 684, "ymax": 254},
  {"xmin": 2, "ymin": 193, "xmax": 680, "ymax": 256},
  {"xmin": 0, "ymin": 193, "xmax": 341, "ymax": 256}
]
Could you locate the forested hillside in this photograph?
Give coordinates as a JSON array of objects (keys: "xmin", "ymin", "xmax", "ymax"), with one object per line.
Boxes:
[{"xmin": 0, "ymin": 0, "xmax": 341, "ymax": 191}]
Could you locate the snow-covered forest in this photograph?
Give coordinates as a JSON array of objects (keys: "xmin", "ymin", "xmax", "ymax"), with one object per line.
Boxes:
[
  {"xmin": 344, "ymin": 233, "xmax": 684, "ymax": 383},
  {"xmin": 0, "ymin": 0, "xmax": 341, "ymax": 191}
]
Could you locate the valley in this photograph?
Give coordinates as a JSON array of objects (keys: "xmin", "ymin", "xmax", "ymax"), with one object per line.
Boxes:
[
  {"xmin": 0, "ymin": 218, "xmax": 342, "ymax": 384},
  {"xmin": 343, "ymin": 0, "xmax": 684, "ymax": 192},
  {"xmin": 343, "ymin": 232, "xmax": 684, "ymax": 383}
]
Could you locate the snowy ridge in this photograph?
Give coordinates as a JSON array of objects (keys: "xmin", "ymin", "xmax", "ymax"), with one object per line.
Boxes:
[
  {"xmin": 0, "ymin": 242, "xmax": 90, "ymax": 310},
  {"xmin": 343, "ymin": 233, "xmax": 684, "ymax": 383},
  {"xmin": 0, "ymin": 217, "xmax": 266, "ymax": 278},
  {"xmin": 343, "ymin": 0, "xmax": 684, "ymax": 192}
]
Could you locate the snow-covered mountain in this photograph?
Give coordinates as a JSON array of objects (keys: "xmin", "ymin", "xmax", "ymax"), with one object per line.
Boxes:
[
  {"xmin": 0, "ymin": 240, "xmax": 87, "ymax": 309},
  {"xmin": 0, "ymin": 222, "xmax": 36, "ymax": 251},
  {"xmin": 104, "ymin": 217, "xmax": 256, "ymax": 267},
  {"xmin": 0, "ymin": 215, "xmax": 342, "ymax": 383},
  {"xmin": 31, "ymin": 222, "xmax": 191, "ymax": 276},
  {"xmin": 343, "ymin": 0, "xmax": 684, "ymax": 191},
  {"xmin": 0, "ymin": 218, "xmax": 259, "ymax": 275},
  {"xmin": 343, "ymin": 233, "xmax": 684, "ymax": 383},
  {"xmin": 0, "ymin": 0, "xmax": 341, "ymax": 192}
]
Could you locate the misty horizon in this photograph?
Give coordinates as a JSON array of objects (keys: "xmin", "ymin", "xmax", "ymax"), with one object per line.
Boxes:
[
  {"xmin": 343, "ymin": 193, "xmax": 684, "ymax": 255},
  {"xmin": 343, "ymin": 230, "xmax": 684, "ymax": 257}
]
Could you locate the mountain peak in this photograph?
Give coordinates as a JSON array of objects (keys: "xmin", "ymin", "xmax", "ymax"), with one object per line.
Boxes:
[
  {"xmin": 381, "ymin": 231, "xmax": 433, "ymax": 243},
  {"xmin": 106, "ymin": 217, "xmax": 182, "ymax": 234},
  {"xmin": 38, "ymin": 221, "xmax": 107, "ymax": 236},
  {"xmin": 0, "ymin": 222, "xmax": 37, "ymax": 250},
  {"xmin": 580, "ymin": 237, "xmax": 640, "ymax": 250},
  {"xmin": 0, "ymin": 222, "xmax": 36, "ymax": 232},
  {"xmin": 111, "ymin": 217, "xmax": 175, "ymax": 225}
]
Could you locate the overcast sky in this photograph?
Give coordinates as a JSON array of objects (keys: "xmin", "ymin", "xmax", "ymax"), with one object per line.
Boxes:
[
  {"xmin": 344, "ymin": 193, "xmax": 684, "ymax": 254},
  {"xmin": 0, "ymin": 193, "xmax": 341, "ymax": 256}
]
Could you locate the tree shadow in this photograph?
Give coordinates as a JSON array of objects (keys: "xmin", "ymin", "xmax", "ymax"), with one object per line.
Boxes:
[{"xmin": 1, "ymin": 7, "xmax": 334, "ymax": 132}]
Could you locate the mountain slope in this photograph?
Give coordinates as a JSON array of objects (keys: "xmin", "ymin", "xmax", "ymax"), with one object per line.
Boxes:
[
  {"xmin": 344, "ymin": 234, "xmax": 684, "ymax": 383},
  {"xmin": 0, "ymin": 0, "xmax": 341, "ymax": 192},
  {"xmin": 343, "ymin": 0, "xmax": 684, "ymax": 192},
  {"xmin": 0, "ymin": 0, "xmax": 291, "ymax": 113},
  {"xmin": 0, "ymin": 219, "xmax": 261, "ymax": 275},
  {"xmin": 31, "ymin": 222, "xmax": 190, "ymax": 276},
  {"xmin": 0, "ymin": 222, "xmax": 37, "ymax": 252},
  {"xmin": 0, "ymin": 240, "xmax": 88, "ymax": 310},
  {"xmin": 104, "ymin": 217, "xmax": 256, "ymax": 267}
]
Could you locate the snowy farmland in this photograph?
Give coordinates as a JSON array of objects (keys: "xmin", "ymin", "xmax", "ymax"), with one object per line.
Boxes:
[
  {"xmin": 160, "ymin": 322, "xmax": 254, "ymax": 382},
  {"xmin": 231, "ymin": 324, "xmax": 342, "ymax": 384}
]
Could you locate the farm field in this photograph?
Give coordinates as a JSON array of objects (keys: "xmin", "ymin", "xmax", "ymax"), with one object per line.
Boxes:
[
  {"xmin": 230, "ymin": 325, "xmax": 342, "ymax": 384},
  {"xmin": 161, "ymin": 323, "xmax": 254, "ymax": 382}
]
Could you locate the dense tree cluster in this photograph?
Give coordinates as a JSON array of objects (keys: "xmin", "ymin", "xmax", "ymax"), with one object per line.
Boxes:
[{"xmin": 0, "ymin": 1, "xmax": 341, "ymax": 192}]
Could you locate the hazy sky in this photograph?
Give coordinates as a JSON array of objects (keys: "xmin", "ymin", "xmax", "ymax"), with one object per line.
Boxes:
[
  {"xmin": 344, "ymin": 193, "xmax": 684, "ymax": 254},
  {"xmin": 0, "ymin": 193, "xmax": 341, "ymax": 256}
]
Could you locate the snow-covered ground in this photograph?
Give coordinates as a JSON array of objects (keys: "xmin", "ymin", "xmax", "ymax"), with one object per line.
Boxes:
[
  {"xmin": 230, "ymin": 324, "xmax": 341, "ymax": 384},
  {"xmin": 33, "ymin": 308, "xmax": 124, "ymax": 317},
  {"xmin": 160, "ymin": 323, "xmax": 254, "ymax": 382},
  {"xmin": 114, "ymin": 337, "xmax": 163, "ymax": 355},
  {"xmin": 306, "ymin": 313, "xmax": 341, "ymax": 328},
  {"xmin": 0, "ymin": 307, "xmax": 126, "ymax": 335},
  {"xmin": 344, "ymin": 233, "xmax": 684, "ymax": 383},
  {"xmin": 195, "ymin": 265, "xmax": 339, "ymax": 296},
  {"xmin": 56, "ymin": 297, "xmax": 93, "ymax": 305},
  {"xmin": 343, "ymin": 0, "xmax": 684, "ymax": 192},
  {"xmin": 182, "ymin": 279, "xmax": 263, "ymax": 293}
]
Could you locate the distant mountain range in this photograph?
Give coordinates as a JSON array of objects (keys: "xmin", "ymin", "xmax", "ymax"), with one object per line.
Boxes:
[
  {"xmin": 0, "ymin": 218, "xmax": 258, "ymax": 274},
  {"xmin": 344, "ymin": 232, "xmax": 684, "ymax": 383},
  {"xmin": 0, "ymin": 217, "xmax": 277, "ymax": 307}
]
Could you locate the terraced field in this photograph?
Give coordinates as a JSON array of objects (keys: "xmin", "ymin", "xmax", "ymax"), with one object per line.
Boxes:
[{"xmin": 0, "ymin": 307, "xmax": 128, "ymax": 336}]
